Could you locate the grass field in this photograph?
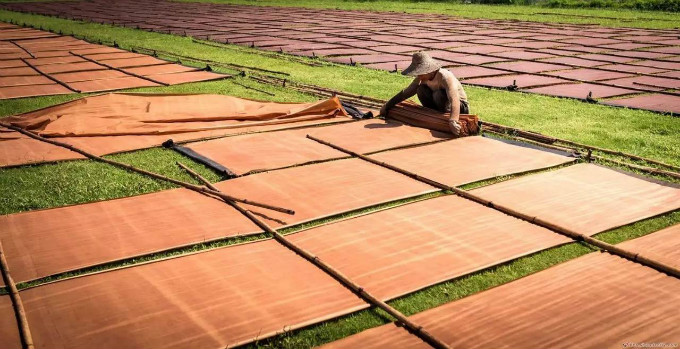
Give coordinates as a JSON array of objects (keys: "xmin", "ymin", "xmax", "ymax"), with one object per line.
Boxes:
[
  {"xmin": 0, "ymin": 7, "xmax": 678, "ymax": 349},
  {"xmin": 174, "ymin": 0, "xmax": 680, "ymax": 29}
]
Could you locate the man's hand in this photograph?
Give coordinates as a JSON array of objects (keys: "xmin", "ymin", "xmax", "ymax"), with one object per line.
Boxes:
[
  {"xmin": 380, "ymin": 104, "xmax": 389, "ymax": 118},
  {"xmin": 449, "ymin": 119, "xmax": 461, "ymax": 136}
]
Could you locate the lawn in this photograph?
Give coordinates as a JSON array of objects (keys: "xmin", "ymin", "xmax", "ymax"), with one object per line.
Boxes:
[
  {"xmin": 173, "ymin": 0, "xmax": 680, "ymax": 29},
  {"xmin": 0, "ymin": 7, "xmax": 678, "ymax": 349}
]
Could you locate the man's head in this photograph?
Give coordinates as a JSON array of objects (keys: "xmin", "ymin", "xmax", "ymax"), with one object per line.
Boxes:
[{"xmin": 402, "ymin": 52, "xmax": 441, "ymax": 78}]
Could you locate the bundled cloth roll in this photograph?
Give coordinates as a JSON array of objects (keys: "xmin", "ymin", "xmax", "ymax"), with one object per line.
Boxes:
[{"xmin": 387, "ymin": 101, "xmax": 479, "ymax": 137}]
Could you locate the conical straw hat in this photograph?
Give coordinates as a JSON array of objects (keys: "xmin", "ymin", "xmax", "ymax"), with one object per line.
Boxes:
[{"xmin": 402, "ymin": 52, "xmax": 442, "ymax": 76}]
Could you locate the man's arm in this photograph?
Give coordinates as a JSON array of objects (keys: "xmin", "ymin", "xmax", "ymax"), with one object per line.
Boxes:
[
  {"xmin": 380, "ymin": 78, "xmax": 419, "ymax": 117},
  {"xmin": 446, "ymin": 80, "xmax": 462, "ymax": 136}
]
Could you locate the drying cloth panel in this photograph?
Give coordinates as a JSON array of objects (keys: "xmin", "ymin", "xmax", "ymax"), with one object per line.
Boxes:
[
  {"xmin": 0, "ymin": 94, "xmax": 350, "ymax": 167},
  {"xmin": 4, "ymin": 93, "xmax": 348, "ymax": 137},
  {"xmin": 369, "ymin": 136, "xmax": 574, "ymax": 186},
  {"xmin": 185, "ymin": 128, "xmax": 347, "ymax": 175},
  {"xmin": 289, "ymin": 195, "xmax": 570, "ymax": 300},
  {"xmin": 320, "ymin": 251, "xmax": 680, "ymax": 349},
  {"xmin": 0, "ymin": 187, "xmax": 260, "ymax": 284},
  {"xmin": 472, "ymin": 163, "xmax": 680, "ymax": 235},
  {"xmin": 21, "ymin": 240, "xmax": 366, "ymax": 349},
  {"xmin": 213, "ymin": 158, "xmax": 437, "ymax": 227},
  {"xmin": 0, "ymin": 295, "xmax": 21, "ymax": 349},
  {"xmin": 619, "ymin": 224, "xmax": 680, "ymax": 270},
  {"xmin": 0, "ymin": 128, "xmax": 87, "ymax": 167},
  {"xmin": 305, "ymin": 119, "xmax": 451, "ymax": 154}
]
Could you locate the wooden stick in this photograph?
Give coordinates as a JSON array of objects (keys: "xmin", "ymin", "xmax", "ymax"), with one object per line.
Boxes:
[
  {"xmin": 0, "ymin": 122, "xmax": 295, "ymax": 215},
  {"xmin": 306, "ymin": 135, "xmax": 680, "ymax": 279},
  {"xmin": 21, "ymin": 58, "xmax": 80, "ymax": 93},
  {"xmin": 69, "ymin": 51, "xmax": 170, "ymax": 86},
  {"xmin": 0, "ymin": 241, "xmax": 34, "ymax": 349},
  {"xmin": 176, "ymin": 162, "xmax": 452, "ymax": 349}
]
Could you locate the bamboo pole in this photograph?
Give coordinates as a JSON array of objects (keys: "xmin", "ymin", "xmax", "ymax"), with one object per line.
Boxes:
[
  {"xmin": 0, "ymin": 241, "xmax": 34, "ymax": 349},
  {"xmin": 0, "ymin": 122, "xmax": 295, "ymax": 215},
  {"xmin": 176, "ymin": 162, "xmax": 452, "ymax": 349},
  {"xmin": 69, "ymin": 51, "xmax": 170, "ymax": 86},
  {"xmin": 306, "ymin": 135, "xmax": 680, "ymax": 279}
]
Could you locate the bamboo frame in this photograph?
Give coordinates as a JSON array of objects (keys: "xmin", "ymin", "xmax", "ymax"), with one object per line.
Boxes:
[
  {"xmin": 0, "ymin": 122, "xmax": 295, "ymax": 215},
  {"xmin": 0, "ymin": 241, "xmax": 34, "ymax": 349},
  {"xmin": 20, "ymin": 58, "xmax": 80, "ymax": 93},
  {"xmin": 306, "ymin": 135, "xmax": 680, "ymax": 279},
  {"xmin": 176, "ymin": 162, "xmax": 452, "ymax": 349}
]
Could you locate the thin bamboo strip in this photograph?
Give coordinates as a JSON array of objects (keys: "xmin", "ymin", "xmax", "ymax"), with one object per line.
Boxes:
[
  {"xmin": 592, "ymin": 155, "xmax": 680, "ymax": 180},
  {"xmin": 175, "ymin": 162, "xmax": 452, "ymax": 349},
  {"xmin": 306, "ymin": 135, "xmax": 680, "ymax": 279},
  {"xmin": 0, "ymin": 122, "xmax": 295, "ymax": 215},
  {"xmin": 0, "ymin": 241, "xmax": 34, "ymax": 349}
]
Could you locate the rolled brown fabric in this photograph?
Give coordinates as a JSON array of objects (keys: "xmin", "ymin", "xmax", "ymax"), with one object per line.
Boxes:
[{"xmin": 388, "ymin": 101, "xmax": 479, "ymax": 137}]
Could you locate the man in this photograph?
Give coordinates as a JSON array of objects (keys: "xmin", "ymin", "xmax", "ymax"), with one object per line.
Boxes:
[{"xmin": 380, "ymin": 52, "xmax": 469, "ymax": 136}]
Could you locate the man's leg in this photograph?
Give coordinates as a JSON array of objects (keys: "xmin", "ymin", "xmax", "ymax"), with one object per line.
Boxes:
[
  {"xmin": 417, "ymin": 85, "xmax": 439, "ymax": 110},
  {"xmin": 431, "ymin": 89, "xmax": 451, "ymax": 113}
]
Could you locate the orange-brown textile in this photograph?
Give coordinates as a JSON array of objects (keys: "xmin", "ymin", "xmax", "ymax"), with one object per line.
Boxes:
[
  {"xmin": 0, "ymin": 296, "xmax": 21, "ymax": 349},
  {"xmin": 305, "ymin": 118, "xmax": 450, "ymax": 154},
  {"xmin": 185, "ymin": 119, "xmax": 448, "ymax": 175},
  {"xmin": 472, "ymin": 164, "xmax": 680, "ymax": 235},
  {"xmin": 21, "ymin": 240, "xmax": 366, "ymax": 349},
  {"xmin": 388, "ymin": 101, "xmax": 479, "ymax": 136},
  {"xmin": 320, "ymin": 252, "xmax": 680, "ymax": 349},
  {"xmin": 289, "ymin": 195, "xmax": 570, "ymax": 300},
  {"xmin": 619, "ymin": 224, "xmax": 680, "ymax": 270},
  {"xmin": 369, "ymin": 136, "xmax": 574, "ymax": 186},
  {"xmin": 214, "ymin": 158, "xmax": 437, "ymax": 227},
  {"xmin": 0, "ymin": 188, "xmax": 259, "ymax": 284},
  {"xmin": 1, "ymin": 158, "xmax": 433, "ymax": 283},
  {"xmin": 186, "ymin": 128, "xmax": 347, "ymax": 175},
  {"xmin": 0, "ymin": 94, "xmax": 350, "ymax": 167},
  {"xmin": 5, "ymin": 93, "xmax": 348, "ymax": 137},
  {"xmin": 0, "ymin": 128, "xmax": 87, "ymax": 166}
]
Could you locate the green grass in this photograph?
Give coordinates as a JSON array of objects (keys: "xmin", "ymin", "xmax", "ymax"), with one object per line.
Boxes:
[{"xmin": 172, "ymin": 0, "xmax": 680, "ymax": 29}]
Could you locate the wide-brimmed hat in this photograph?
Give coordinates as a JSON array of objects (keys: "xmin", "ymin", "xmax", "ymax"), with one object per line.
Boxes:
[{"xmin": 401, "ymin": 52, "xmax": 442, "ymax": 76}]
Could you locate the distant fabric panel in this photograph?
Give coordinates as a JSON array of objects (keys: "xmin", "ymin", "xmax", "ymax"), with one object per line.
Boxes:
[
  {"xmin": 472, "ymin": 164, "xmax": 680, "ymax": 235},
  {"xmin": 619, "ymin": 224, "xmax": 680, "ymax": 270},
  {"xmin": 289, "ymin": 195, "xmax": 570, "ymax": 300},
  {"xmin": 321, "ymin": 251, "xmax": 680, "ymax": 349},
  {"xmin": 21, "ymin": 240, "xmax": 366, "ymax": 349},
  {"xmin": 0, "ymin": 188, "xmax": 259, "ymax": 284},
  {"xmin": 0, "ymin": 296, "xmax": 21, "ymax": 349},
  {"xmin": 369, "ymin": 136, "xmax": 574, "ymax": 186}
]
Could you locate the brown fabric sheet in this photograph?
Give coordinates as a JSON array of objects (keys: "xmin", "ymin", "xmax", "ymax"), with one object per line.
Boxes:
[
  {"xmin": 214, "ymin": 158, "xmax": 437, "ymax": 227},
  {"xmin": 321, "ymin": 251, "xmax": 680, "ymax": 349},
  {"xmin": 619, "ymin": 223, "xmax": 680, "ymax": 270},
  {"xmin": 5, "ymin": 93, "xmax": 348, "ymax": 137},
  {"xmin": 289, "ymin": 195, "xmax": 570, "ymax": 300},
  {"xmin": 21, "ymin": 240, "xmax": 366, "ymax": 349},
  {"xmin": 186, "ymin": 128, "xmax": 347, "ymax": 175},
  {"xmin": 388, "ymin": 101, "xmax": 479, "ymax": 137},
  {"xmin": 0, "ymin": 295, "xmax": 21, "ymax": 349},
  {"xmin": 67, "ymin": 76, "xmax": 160, "ymax": 93},
  {"xmin": 0, "ymin": 187, "xmax": 259, "ymax": 283},
  {"xmin": 0, "ymin": 129, "xmax": 86, "ymax": 166},
  {"xmin": 0, "ymin": 94, "xmax": 350, "ymax": 167},
  {"xmin": 305, "ymin": 118, "xmax": 450, "ymax": 154},
  {"xmin": 185, "ymin": 119, "xmax": 448, "ymax": 175},
  {"xmin": 370, "ymin": 136, "xmax": 574, "ymax": 186},
  {"xmin": 0, "ymin": 75, "xmax": 53, "ymax": 87},
  {"xmin": 472, "ymin": 164, "xmax": 680, "ymax": 235},
  {"xmin": 0, "ymin": 83, "xmax": 72, "ymax": 100}
]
